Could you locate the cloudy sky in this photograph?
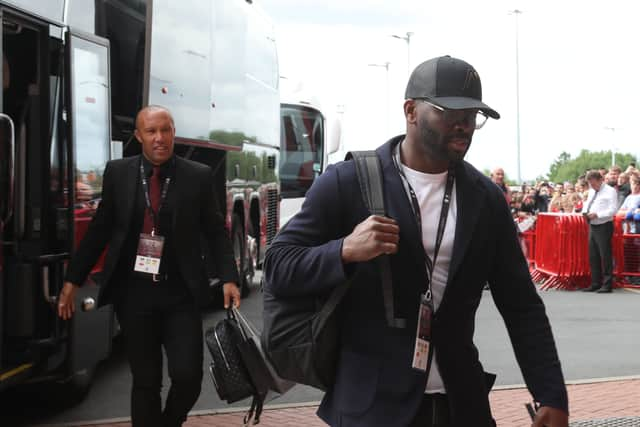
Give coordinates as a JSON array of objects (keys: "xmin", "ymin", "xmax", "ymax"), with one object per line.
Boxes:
[{"xmin": 261, "ymin": 0, "xmax": 640, "ymax": 182}]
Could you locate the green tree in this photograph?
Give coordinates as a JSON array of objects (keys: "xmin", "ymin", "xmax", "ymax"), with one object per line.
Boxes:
[
  {"xmin": 547, "ymin": 150, "xmax": 637, "ymax": 183},
  {"xmin": 208, "ymin": 130, "xmax": 256, "ymax": 147}
]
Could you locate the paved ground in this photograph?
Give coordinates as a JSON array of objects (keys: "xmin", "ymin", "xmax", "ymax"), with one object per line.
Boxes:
[{"xmin": 76, "ymin": 377, "xmax": 640, "ymax": 427}]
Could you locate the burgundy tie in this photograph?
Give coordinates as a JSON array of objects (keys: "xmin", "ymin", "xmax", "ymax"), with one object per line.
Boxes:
[{"xmin": 143, "ymin": 166, "xmax": 161, "ymax": 234}]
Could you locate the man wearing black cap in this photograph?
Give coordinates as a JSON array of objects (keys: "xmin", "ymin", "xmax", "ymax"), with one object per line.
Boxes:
[{"xmin": 265, "ymin": 56, "xmax": 568, "ymax": 426}]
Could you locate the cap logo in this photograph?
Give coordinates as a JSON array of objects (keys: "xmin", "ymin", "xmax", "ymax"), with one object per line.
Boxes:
[{"xmin": 463, "ymin": 69, "xmax": 479, "ymax": 91}]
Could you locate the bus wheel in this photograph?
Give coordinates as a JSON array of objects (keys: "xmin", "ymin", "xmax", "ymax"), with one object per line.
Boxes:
[
  {"xmin": 65, "ymin": 366, "xmax": 96, "ymax": 402},
  {"xmin": 232, "ymin": 214, "xmax": 251, "ymax": 298}
]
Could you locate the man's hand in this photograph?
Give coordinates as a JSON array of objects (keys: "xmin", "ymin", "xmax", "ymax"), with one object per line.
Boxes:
[
  {"xmin": 585, "ymin": 212, "xmax": 597, "ymax": 220},
  {"xmin": 223, "ymin": 282, "xmax": 241, "ymax": 309},
  {"xmin": 58, "ymin": 282, "xmax": 78, "ymax": 320},
  {"xmin": 341, "ymin": 215, "xmax": 399, "ymax": 264},
  {"xmin": 532, "ymin": 406, "xmax": 569, "ymax": 427}
]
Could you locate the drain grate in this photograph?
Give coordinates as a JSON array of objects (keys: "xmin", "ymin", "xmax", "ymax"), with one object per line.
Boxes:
[{"xmin": 570, "ymin": 417, "xmax": 640, "ymax": 427}]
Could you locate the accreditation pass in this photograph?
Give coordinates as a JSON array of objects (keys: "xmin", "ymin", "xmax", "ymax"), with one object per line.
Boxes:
[
  {"xmin": 411, "ymin": 296, "xmax": 433, "ymax": 372},
  {"xmin": 134, "ymin": 233, "xmax": 165, "ymax": 275}
]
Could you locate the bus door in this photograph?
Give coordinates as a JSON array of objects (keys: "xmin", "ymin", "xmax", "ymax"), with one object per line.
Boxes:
[
  {"xmin": 0, "ymin": 113, "xmax": 15, "ymax": 375},
  {"xmin": 0, "ymin": 6, "xmax": 111, "ymax": 388},
  {"xmin": 63, "ymin": 28, "xmax": 114, "ymax": 379},
  {"xmin": 0, "ymin": 7, "xmax": 58, "ymax": 385}
]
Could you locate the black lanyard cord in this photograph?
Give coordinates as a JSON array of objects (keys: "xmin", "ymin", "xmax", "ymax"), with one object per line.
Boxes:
[
  {"xmin": 393, "ymin": 142, "xmax": 455, "ymax": 302},
  {"xmin": 139, "ymin": 162, "xmax": 171, "ymax": 234}
]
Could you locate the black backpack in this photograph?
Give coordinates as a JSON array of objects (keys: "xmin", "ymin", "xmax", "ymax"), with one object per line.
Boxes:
[{"xmin": 261, "ymin": 151, "xmax": 405, "ymax": 391}]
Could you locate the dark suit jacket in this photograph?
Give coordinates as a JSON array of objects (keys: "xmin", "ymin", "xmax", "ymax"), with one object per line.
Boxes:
[
  {"xmin": 264, "ymin": 136, "xmax": 567, "ymax": 427},
  {"xmin": 66, "ymin": 155, "xmax": 238, "ymax": 307}
]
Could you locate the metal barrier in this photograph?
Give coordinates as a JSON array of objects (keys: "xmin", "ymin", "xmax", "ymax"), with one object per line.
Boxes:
[
  {"xmin": 613, "ymin": 216, "xmax": 640, "ymax": 288},
  {"xmin": 530, "ymin": 213, "xmax": 590, "ymax": 290},
  {"xmin": 527, "ymin": 213, "xmax": 640, "ymax": 290},
  {"xmin": 520, "ymin": 229, "xmax": 536, "ymax": 271}
]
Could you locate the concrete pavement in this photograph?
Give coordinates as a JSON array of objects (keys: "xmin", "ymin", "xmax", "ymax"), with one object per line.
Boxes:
[{"xmin": 76, "ymin": 377, "xmax": 640, "ymax": 427}]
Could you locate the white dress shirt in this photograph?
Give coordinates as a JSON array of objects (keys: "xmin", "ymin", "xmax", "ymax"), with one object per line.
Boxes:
[{"xmin": 584, "ymin": 184, "xmax": 618, "ymax": 225}]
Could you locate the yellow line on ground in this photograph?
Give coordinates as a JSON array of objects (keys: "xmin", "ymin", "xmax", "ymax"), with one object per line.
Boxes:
[
  {"xmin": 624, "ymin": 287, "xmax": 640, "ymax": 294},
  {"xmin": 0, "ymin": 363, "xmax": 33, "ymax": 381}
]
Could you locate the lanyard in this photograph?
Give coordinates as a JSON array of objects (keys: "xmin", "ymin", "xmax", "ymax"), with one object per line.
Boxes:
[
  {"xmin": 139, "ymin": 162, "xmax": 171, "ymax": 235},
  {"xmin": 392, "ymin": 143, "xmax": 455, "ymax": 303}
]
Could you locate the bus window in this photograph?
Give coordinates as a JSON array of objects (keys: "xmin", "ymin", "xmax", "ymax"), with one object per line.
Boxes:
[
  {"xmin": 279, "ymin": 104, "xmax": 324, "ymax": 198},
  {"xmin": 67, "ymin": 33, "xmax": 111, "ymax": 212}
]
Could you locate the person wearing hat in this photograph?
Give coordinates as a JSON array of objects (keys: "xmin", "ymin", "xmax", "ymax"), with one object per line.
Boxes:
[{"xmin": 264, "ymin": 56, "xmax": 568, "ymax": 426}]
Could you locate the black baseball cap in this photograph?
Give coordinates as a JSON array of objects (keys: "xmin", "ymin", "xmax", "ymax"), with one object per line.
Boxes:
[{"xmin": 405, "ymin": 55, "xmax": 500, "ymax": 119}]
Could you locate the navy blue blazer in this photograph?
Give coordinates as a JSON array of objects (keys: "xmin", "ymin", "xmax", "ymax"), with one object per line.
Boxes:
[{"xmin": 264, "ymin": 136, "xmax": 567, "ymax": 427}]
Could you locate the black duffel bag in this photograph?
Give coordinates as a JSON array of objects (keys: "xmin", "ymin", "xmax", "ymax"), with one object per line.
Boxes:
[
  {"xmin": 261, "ymin": 279, "xmax": 350, "ymax": 390},
  {"xmin": 261, "ymin": 151, "xmax": 406, "ymax": 391}
]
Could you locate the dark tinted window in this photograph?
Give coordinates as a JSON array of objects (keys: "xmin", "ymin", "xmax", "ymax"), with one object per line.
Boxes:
[
  {"xmin": 280, "ymin": 104, "xmax": 324, "ymax": 198},
  {"xmin": 94, "ymin": 0, "xmax": 147, "ymax": 141}
]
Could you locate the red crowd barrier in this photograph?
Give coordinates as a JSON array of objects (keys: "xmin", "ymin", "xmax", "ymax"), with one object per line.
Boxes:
[
  {"xmin": 526, "ymin": 213, "xmax": 640, "ymax": 290},
  {"xmin": 520, "ymin": 229, "xmax": 536, "ymax": 271},
  {"xmin": 529, "ymin": 213, "xmax": 590, "ymax": 290},
  {"xmin": 613, "ymin": 216, "xmax": 640, "ymax": 288}
]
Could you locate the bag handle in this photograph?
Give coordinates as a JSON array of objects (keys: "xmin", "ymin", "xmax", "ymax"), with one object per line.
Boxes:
[{"xmin": 346, "ymin": 151, "xmax": 406, "ymax": 329}]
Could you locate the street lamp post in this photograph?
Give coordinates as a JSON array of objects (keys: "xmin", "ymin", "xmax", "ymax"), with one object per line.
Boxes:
[
  {"xmin": 368, "ymin": 62, "xmax": 391, "ymax": 135},
  {"xmin": 391, "ymin": 32, "xmax": 414, "ymax": 76},
  {"xmin": 604, "ymin": 126, "xmax": 616, "ymax": 166},
  {"xmin": 509, "ymin": 9, "xmax": 522, "ymax": 184}
]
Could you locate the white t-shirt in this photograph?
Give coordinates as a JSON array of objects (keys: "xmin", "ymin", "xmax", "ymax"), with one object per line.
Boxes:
[
  {"xmin": 621, "ymin": 193, "xmax": 640, "ymax": 211},
  {"xmin": 397, "ymin": 150, "xmax": 457, "ymax": 394}
]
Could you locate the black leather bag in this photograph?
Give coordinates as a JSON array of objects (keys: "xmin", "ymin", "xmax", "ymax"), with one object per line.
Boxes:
[
  {"xmin": 262, "ymin": 151, "xmax": 405, "ymax": 391},
  {"xmin": 205, "ymin": 309, "xmax": 256, "ymax": 404},
  {"xmin": 205, "ymin": 308, "xmax": 293, "ymax": 425}
]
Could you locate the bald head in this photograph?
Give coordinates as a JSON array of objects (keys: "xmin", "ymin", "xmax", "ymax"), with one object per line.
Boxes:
[
  {"xmin": 491, "ymin": 167, "xmax": 505, "ymax": 184},
  {"xmin": 134, "ymin": 105, "xmax": 176, "ymax": 165},
  {"xmin": 135, "ymin": 105, "xmax": 175, "ymax": 131}
]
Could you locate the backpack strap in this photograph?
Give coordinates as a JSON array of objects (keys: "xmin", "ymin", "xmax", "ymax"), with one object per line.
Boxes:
[{"xmin": 346, "ymin": 151, "xmax": 406, "ymax": 329}]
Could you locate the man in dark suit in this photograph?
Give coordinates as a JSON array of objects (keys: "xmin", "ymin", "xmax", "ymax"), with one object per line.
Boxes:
[
  {"xmin": 57, "ymin": 105, "xmax": 240, "ymax": 427},
  {"xmin": 264, "ymin": 56, "xmax": 568, "ymax": 427}
]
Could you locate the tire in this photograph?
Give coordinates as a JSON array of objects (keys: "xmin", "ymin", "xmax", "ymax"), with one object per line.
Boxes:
[
  {"xmin": 64, "ymin": 366, "xmax": 96, "ymax": 403},
  {"xmin": 232, "ymin": 214, "xmax": 251, "ymax": 298}
]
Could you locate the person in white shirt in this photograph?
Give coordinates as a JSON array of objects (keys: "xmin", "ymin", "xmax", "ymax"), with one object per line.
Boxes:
[{"xmin": 582, "ymin": 170, "xmax": 619, "ymax": 293}]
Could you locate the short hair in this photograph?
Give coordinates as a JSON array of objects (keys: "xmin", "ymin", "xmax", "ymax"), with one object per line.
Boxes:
[
  {"xmin": 586, "ymin": 170, "xmax": 603, "ymax": 181},
  {"xmin": 610, "ymin": 165, "xmax": 622, "ymax": 173}
]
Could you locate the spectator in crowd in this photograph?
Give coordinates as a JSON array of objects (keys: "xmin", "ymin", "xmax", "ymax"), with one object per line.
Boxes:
[
  {"xmin": 617, "ymin": 172, "xmax": 631, "ymax": 206},
  {"xmin": 617, "ymin": 172, "xmax": 640, "ymax": 231},
  {"xmin": 583, "ymin": 170, "xmax": 618, "ymax": 293},
  {"xmin": 607, "ymin": 165, "xmax": 622, "ymax": 189},
  {"xmin": 534, "ymin": 181, "xmax": 551, "ymax": 212},
  {"xmin": 491, "ymin": 167, "xmax": 511, "ymax": 204},
  {"xmin": 578, "ymin": 176, "xmax": 589, "ymax": 199},
  {"xmin": 549, "ymin": 183, "xmax": 564, "ymax": 212},
  {"xmin": 616, "ymin": 172, "xmax": 640, "ymax": 283},
  {"xmin": 574, "ymin": 180, "xmax": 587, "ymax": 212},
  {"xmin": 561, "ymin": 182, "xmax": 582, "ymax": 213},
  {"xmin": 518, "ymin": 188, "xmax": 537, "ymax": 216}
]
